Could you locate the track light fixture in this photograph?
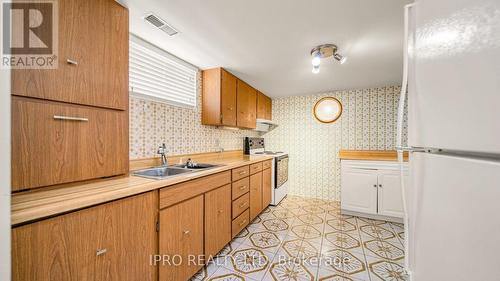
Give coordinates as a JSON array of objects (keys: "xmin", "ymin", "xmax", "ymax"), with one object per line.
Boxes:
[{"xmin": 310, "ymin": 44, "xmax": 347, "ymax": 73}]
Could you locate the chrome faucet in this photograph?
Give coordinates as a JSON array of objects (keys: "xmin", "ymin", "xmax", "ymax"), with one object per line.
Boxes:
[{"xmin": 157, "ymin": 143, "xmax": 168, "ymax": 166}]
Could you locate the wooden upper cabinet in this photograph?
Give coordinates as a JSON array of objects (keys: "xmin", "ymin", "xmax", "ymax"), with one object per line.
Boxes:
[
  {"xmin": 12, "ymin": 192, "xmax": 158, "ymax": 281},
  {"xmin": 11, "ymin": 0, "xmax": 129, "ymax": 110},
  {"xmin": 257, "ymin": 91, "xmax": 272, "ymax": 120},
  {"xmin": 159, "ymin": 195, "xmax": 204, "ymax": 281},
  {"xmin": 205, "ymin": 184, "xmax": 232, "ymax": 258},
  {"xmin": 11, "ymin": 97, "xmax": 129, "ymax": 191},
  {"xmin": 236, "ymin": 79, "xmax": 257, "ymax": 129},
  {"xmin": 202, "ymin": 68, "xmax": 237, "ymax": 127},
  {"xmin": 202, "ymin": 67, "xmax": 260, "ymax": 129}
]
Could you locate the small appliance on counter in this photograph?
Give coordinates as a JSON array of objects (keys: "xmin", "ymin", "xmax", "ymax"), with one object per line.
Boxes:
[{"xmin": 244, "ymin": 137, "xmax": 288, "ymax": 205}]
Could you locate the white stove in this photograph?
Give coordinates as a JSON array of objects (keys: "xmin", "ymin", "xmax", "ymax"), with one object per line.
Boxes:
[{"xmin": 244, "ymin": 137, "xmax": 288, "ymax": 205}]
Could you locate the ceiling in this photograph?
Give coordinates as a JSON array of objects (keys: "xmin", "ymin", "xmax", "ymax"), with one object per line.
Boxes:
[{"xmin": 120, "ymin": 0, "xmax": 411, "ymax": 98}]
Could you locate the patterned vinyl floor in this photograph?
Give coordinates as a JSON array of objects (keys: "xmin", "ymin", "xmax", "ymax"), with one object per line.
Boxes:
[{"xmin": 191, "ymin": 195, "xmax": 407, "ymax": 281}]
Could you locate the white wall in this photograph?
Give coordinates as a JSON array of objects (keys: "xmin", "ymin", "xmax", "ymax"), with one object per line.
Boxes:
[{"xmin": 0, "ymin": 68, "xmax": 11, "ymax": 280}]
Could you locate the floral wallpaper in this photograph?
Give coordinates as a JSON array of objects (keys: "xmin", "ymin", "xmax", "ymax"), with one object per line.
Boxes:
[
  {"xmin": 129, "ymin": 72, "xmax": 259, "ymax": 159},
  {"xmin": 263, "ymin": 86, "xmax": 407, "ymax": 201}
]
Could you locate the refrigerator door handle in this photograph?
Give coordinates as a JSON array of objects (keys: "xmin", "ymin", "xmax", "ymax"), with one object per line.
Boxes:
[{"xmin": 398, "ymin": 3, "xmax": 415, "ymax": 279}]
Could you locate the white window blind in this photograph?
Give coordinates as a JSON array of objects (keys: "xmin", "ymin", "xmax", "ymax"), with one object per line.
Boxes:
[{"xmin": 129, "ymin": 36, "xmax": 198, "ymax": 107}]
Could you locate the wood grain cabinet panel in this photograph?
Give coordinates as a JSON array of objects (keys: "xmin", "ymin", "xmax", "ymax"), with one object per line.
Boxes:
[
  {"xmin": 11, "ymin": 0, "xmax": 129, "ymax": 110},
  {"xmin": 262, "ymin": 168, "xmax": 272, "ymax": 208},
  {"xmin": 250, "ymin": 162, "xmax": 263, "ymax": 175},
  {"xmin": 232, "ymin": 165, "xmax": 249, "ymax": 182},
  {"xmin": 236, "ymin": 80, "xmax": 257, "ymax": 129},
  {"xmin": 232, "ymin": 209, "xmax": 250, "ymax": 237},
  {"xmin": 205, "ymin": 184, "xmax": 232, "ymax": 258},
  {"xmin": 11, "ymin": 97, "xmax": 128, "ymax": 191},
  {"xmin": 232, "ymin": 177, "xmax": 250, "ymax": 199},
  {"xmin": 249, "ymin": 172, "xmax": 263, "ymax": 221},
  {"xmin": 257, "ymin": 91, "xmax": 272, "ymax": 120},
  {"xmin": 232, "ymin": 193, "xmax": 250, "ymax": 219},
  {"xmin": 12, "ymin": 192, "xmax": 157, "ymax": 281},
  {"xmin": 202, "ymin": 68, "xmax": 237, "ymax": 126},
  {"xmin": 159, "ymin": 195, "xmax": 204, "ymax": 281}
]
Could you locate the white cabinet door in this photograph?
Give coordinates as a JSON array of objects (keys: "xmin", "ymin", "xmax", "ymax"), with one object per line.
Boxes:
[
  {"xmin": 377, "ymin": 170, "xmax": 406, "ymax": 218},
  {"xmin": 341, "ymin": 169, "xmax": 378, "ymax": 215}
]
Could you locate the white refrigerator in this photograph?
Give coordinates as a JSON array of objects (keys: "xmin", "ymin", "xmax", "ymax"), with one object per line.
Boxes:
[{"xmin": 398, "ymin": 0, "xmax": 500, "ymax": 280}]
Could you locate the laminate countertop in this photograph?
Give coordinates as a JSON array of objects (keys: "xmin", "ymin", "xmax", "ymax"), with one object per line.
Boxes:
[
  {"xmin": 339, "ymin": 150, "xmax": 409, "ymax": 161},
  {"xmin": 11, "ymin": 154, "xmax": 273, "ymax": 226}
]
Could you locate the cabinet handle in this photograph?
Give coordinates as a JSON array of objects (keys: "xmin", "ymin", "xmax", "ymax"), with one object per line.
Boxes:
[
  {"xmin": 53, "ymin": 115, "xmax": 89, "ymax": 122},
  {"xmin": 239, "ymin": 171, "xmax": 246, "ymax": 175},
  {"xmin": 218, "ymin": 210, "xmax": 224, "ymax": 214},
  {"xmin": 239, "ymin": 185, "xmax": 247, "ymax": 190},
  {"xmin": 66, "ymin": 59, "xmax": 78, "ymax": 65},
  {"xmin": 183, "ymin": 230, "xmax": 190, "ymax": 235},
  {"xmin": 228, "ymin": 107, "xmax": 233, "ymax": 110},
  {"xmin": 379, "ymin": 184, "xmax": 383, "ymax": 188},
  {"xmin": 373, "ymin": 184, "xmax": 377, "ymax": 188},
  {"xmin": 96, "ymin": 248, "xmax": 107, "ymax": 256},
  {"xmin": 239, "ymin": 202, "xmax": 247, "ymax": 208},
  {"xmin": 239, "ymin": 220, "xmax": 247, "ymax": 226}
]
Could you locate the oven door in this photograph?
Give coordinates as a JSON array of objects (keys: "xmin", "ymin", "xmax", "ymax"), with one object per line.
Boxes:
[{"xmin": 275, "ymin": 155, "xmax": 288, "ymax": 188}]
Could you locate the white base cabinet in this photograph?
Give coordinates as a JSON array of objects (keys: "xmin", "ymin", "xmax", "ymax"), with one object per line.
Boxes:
[{"xmin": 341, "ymin": 160, "xmax": 408, "ymax": 222}]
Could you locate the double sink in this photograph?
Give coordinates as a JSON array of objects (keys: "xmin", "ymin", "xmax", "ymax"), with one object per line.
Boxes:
[{"xmin": 133, "ymin": 163, "xmax": 223, "ymax": 180}]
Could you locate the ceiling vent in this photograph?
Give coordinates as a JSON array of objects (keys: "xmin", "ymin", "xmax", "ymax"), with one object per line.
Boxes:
[{"xmin": 143, "ymin": 13, "xmax": 179, "ymax": 36}]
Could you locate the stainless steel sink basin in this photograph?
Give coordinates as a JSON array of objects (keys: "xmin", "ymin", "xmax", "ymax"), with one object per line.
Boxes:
[
  {"xmin": 172, "ymin": 163, "xmax": 223, "ymax": 170},
  {"xmin": 132, "ymin": 166, "xmax": 194, "ymax": 180}
]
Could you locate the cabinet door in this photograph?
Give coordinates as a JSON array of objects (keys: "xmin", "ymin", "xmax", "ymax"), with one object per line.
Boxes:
[
  {"xmin": 341, "ymin": 168, "xmax": 378, "ymax": 214},
  {"xmin": 377, "ymin": 170, "xmax": 406, "ymax": 218},
  {"xmin": 159, "ymin": 195, "xmax": 204, "ymax": 281},
  {"xmin": 12, "ymin": 192, "xmax": 157, "ymax": 281},
  {"xmin": 249, "ymin": 172, "xmax": 263, "ymax": 220},
  {"xmin": 262, "ymin": 168, "xmax": 272, "ymax": 208},
  {"xmin": 257, "ymin": 92, "xmax": 272, "ymax": 120},
  {"xmin": 205, "ymin": 184, "xmax": 232, "ymax": 258},
  {"xmin": 236, "ymin": 80, "xmax": 257, "ymax": 129},
  {"xmin": 11, "ymin": 0, "xmax": 129, "ymax": 110},
  {"xmin": 221, "ymin": 69, "xmax": 237, "ymax": 126},
  {"xmin": 12, "ymin": 97, "xmax": 129, "ymax": 191},
  {"xmin": 265, "ymin": 95, "xmax": 272, "ymax": 120}
]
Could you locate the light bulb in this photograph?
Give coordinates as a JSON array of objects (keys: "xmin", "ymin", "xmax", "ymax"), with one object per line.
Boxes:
[
  {"xmin": 339, "ymin": 56, "xmax": 347, "ymax": 64},
  {"xmin": 334, "ymin": 53, "xmax": 347, "ymax": 64},
  {"xmin": 311, "ymin": 54, "xmax": 321, "ymax": 66},
  {"xmin": 312, "ymin": 65, "xmax": 320, "ymax": 74}
]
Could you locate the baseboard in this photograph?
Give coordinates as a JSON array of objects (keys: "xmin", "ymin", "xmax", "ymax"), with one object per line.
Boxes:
[{"xmin": 341, "ymin": 209, "xmax": 404, "ymax": 223}]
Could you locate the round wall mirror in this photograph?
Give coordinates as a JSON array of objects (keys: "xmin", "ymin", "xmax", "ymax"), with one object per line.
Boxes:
[{"xmin": 313, "ymin": 97, "xmax": 343, "ymax": 123}]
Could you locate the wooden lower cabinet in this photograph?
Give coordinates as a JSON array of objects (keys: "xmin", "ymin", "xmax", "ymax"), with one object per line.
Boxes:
[
  {"xmin": 249, "ymin": 171, "xmax": 263, "ymax": 221},
  {"xmin": 159, "ymin": 195, "xmax": 204, "ymax": 281},
  {"xmin": 205, "ymin": 184, "xmax": 232, "ymax": 258},
  {"xmin": 262, "ymin": 168, "xmax": 272, "ymax": 208},
  {"xmin": 12, "ymin": 192, "xmax": 157, "ymax": 281}
]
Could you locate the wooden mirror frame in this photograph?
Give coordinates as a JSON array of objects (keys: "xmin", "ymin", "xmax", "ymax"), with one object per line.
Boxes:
[{"xmin": 313, "ymin": 97, "xmax": 343, "ymax": 123}]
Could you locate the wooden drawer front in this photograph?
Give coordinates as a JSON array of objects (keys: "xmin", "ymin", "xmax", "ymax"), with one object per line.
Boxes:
[
  {"xmin": 232, "ymin": 165, "xmax": 250, "ymax": 181},
  {"xmin": 160, "ymin": 171, "xmax": 231, "ymax": 209},
  {"xmin": 12, "ymin": 97, "xmax": 129, "ymax": 191},
  {"xmin": 263, "ymin": 160, "xmax": 273, "ymax": 170},
  {"xmin": 249, "ymin": 162, "xmax": 263, "ymax": 175},
  {"xmin": 232, "ymin": 193, "xmax": 250, "ymax": 219},
  {"xmin": 232, "ymin": 209, "xmax": 250, "ymax": 237},
  {"xmin": 232, "ymin": 177, "xmax": 249, "ymax": 199}
]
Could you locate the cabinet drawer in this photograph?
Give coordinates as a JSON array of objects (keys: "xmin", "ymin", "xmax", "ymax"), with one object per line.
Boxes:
[
  {"xmin": 263, "ymin": 160, "xmax": 273, "ymax": 170},
  {"xmin": 249, "ymin": 162, "xmax": 263, "ymax": 175},
  {"xmin": 232, "ymin": 177, "xmax": 249, "ymax": 199},
  {"xmin": 232, "ymin": 193, "xmax": 250, "ymax": 219},
  {"xmin": 232, "ymin": 165, "xmax": 250, "ymax": 181},
  {"xmin": 160, "ymin": 171, "xmax": 231, "ymax": 209},
  {"xmin": 232, "ymin": 209, "xmax": 250, "ymax": 237},
  {"xmin": 12, "ymin": 97, "xmax": 128, "ymax": 191}
]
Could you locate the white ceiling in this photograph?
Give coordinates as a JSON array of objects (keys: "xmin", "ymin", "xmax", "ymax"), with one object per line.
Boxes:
[{"xmin": 120, "ymin": 0, "xmax": 411, "ymax": 98}]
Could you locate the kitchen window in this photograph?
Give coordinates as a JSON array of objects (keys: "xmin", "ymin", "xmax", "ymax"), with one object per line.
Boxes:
[{"xmin": 129, "ymin": 35, "xmax": 198, "ymax": 107}]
